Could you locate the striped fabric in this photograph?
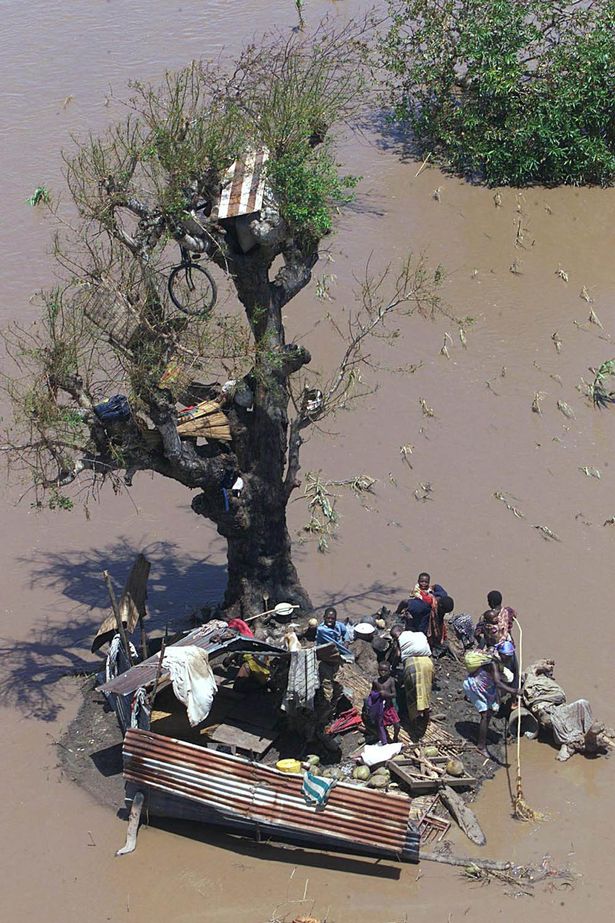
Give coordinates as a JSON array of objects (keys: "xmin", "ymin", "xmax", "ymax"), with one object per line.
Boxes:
[
  {"xmin": 302, "ymin": 770, "xmax": 336, "ymax": 807},
  {"xmin": 214, "ymin": 148, "xmax": 270, "ymax": 220}
]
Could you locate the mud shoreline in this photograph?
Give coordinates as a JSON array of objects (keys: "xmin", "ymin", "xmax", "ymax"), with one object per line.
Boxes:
[{"xmin": 58, "ymin": 637, "xmax": 510, "ymax": 847}]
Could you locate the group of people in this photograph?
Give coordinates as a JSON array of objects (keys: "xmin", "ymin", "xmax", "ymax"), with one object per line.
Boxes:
[{"xmin": 315, "ymin": 574, "xmax": 524, "ymax": 758}]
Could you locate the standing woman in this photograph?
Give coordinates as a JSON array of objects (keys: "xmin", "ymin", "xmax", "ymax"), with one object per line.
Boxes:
[
  {"xmin": 463, "ymin": 651, "xmax": 520, "ymax": 757},
  {"xmin": 391, "ymin": 626, "xmax": 434, "ymax": 726}
]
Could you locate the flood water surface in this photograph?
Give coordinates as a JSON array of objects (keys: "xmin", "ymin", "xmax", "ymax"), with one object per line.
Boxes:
[{"xmin": 1, "ymin": 2, "xmax": 615, "ymax": 921}]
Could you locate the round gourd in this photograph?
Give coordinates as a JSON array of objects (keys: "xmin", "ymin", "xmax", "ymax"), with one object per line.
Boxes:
[
  {"xmin": 352, "ymin": 765, "xmax": 371, "ymax": 782},
  {"xmin": 368, "ymin": 774, "xmax": 389, "ymax": 788},
  {"xmin": 446, "ymin": 759, "xmax": 465, "ymax": 778}
]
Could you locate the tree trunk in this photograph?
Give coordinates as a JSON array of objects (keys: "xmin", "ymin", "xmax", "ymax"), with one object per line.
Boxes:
[{"xmin": 189, "ymin": 246, "xmax": 315, "ymax": 618}]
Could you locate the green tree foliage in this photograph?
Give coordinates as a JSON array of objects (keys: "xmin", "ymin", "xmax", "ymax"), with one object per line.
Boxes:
[{"xmin": 380, "ymin": 0, "xmax": 615, "ymax": 185}]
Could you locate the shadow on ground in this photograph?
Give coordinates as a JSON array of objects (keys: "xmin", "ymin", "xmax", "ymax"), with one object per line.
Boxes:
[{"xmin": 0, "ymin": 539, "xmax": 227, "ymax": 721}]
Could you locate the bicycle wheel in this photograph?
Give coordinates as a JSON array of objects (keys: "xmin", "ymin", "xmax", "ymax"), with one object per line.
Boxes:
[{"xmin": 168, "ymin": 262, "xmax": 217, "ymax": 316}]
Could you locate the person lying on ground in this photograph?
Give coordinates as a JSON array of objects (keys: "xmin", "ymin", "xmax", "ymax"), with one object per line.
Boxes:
[
  {"xmin": 391, "ymin": 625, "xmax": 433, "ymax": 728},
  {"xmin": 522, "ymin": 659, "xmax": 615, "ymax": 761},
  {"xmin": 463, "ymin": 650, "xmax": 521, "ymax": 758},
  {"xmin": 315, "ymin": 606, "xmax": 354, "ymax": 661},
  {"xmin": 364, "ymin": 661, "xmax": 401, "ymax": 745}
]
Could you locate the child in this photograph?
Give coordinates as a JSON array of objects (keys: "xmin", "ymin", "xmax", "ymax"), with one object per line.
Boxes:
[
  {"xmin": 474, "ymin": 609, "xmax": 500, "ymax": 649},
  {"xmin": 365, "ymin": 661, "xmax": 401, "ymax": 744}
]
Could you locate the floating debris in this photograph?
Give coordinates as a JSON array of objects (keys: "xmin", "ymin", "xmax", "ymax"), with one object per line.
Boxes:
[
  {"xmin": 557, "ymin": 399, "xmax": 575, "ymax": 420},
  {"xmin": 533, "ymin": 524, "xmax": 561, "ymax": 542},
  {"xmin": 432, "ymin": 186, "xmax": 442, "ymax": 202},
  {"xmin": 388, "ymin": 472, "xmax": 398, "ymax": 487},
  {"xmin": 314, "ymin": 274, "xmax": 336, "ymax": 301},
  {"xmin": 580, "ymin": 286, "xmax": 593, "ymax": 304},
  {"xmin": 575, "ymin": 512, "xmax": 592, "ymax": 526},
  {"xmin": 400, "ymin": 444, "xmax": 414, "ymax": 467},
  {"xmin": 579, "ymin": 466, "xmax": 601, "ymax": 479},
  {"xmin": 576, "ymin": 377, "xmax": 593, "ymax": 398},
  {"xmin": 493, "ymin": 192, "xmax": 502, "ymax": 208},
  {"xmin": 440, "ymin": 332, "xmax": 452, "ymax": 358},
  {"xmin": 531, "ymin": 391, "xmax": 546, "ymax": 415},
  {"xmin": 588, "ymin": 308, "xmax": 603, "ymax": 329},
  {"xmin": 501, "ymin": 366, "xmax": 507, "ymax": 378},
  {"xmin": 552, "ymin": 331, "xmax": 562, "ymax": 354},
  {"xmin": 485, "ymin": 380, "xmax": 499, "ymax": 395},
  {"xmin": 509, "ymin": 259, "xmax": 523, "ymax": 275},
  {"xmin": 61, "ymin": 94, "xmax": 74, "ymax": 109},
  {"xmin": 550, "ymin": 373, "xmax": 563, "ymax": 387},
  {"xmin": 494, "ymin": 490, "xmax": 525, "ymax": 519},
  {"xmin": 414, "ymin": 482, "xmax": 433, "ymax": 502},
  {"xmin": 419, "ymin": 398, "xmax": 435, "ymax": 417},
  {"xmin": 555, "ymin": 267, "xmax": 569, "ymax": 283},
  {"xmin": 459, "ymin": 328, "xmax": 467, "ymax": 349},
  {"xmin": 603, "ymin": 517, "xmax": 615, "ymax": 526}
]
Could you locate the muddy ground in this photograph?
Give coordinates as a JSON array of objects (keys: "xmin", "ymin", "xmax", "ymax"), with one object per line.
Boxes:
[{"xmin": 58, "ymin": 625, "xmax": 514, "ymax": 831}]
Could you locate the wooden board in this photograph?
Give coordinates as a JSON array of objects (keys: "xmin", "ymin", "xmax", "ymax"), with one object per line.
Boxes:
[
  {"xmin": 206, "ymin": 721, "xmax": 277, "ymax": 757},
  {"xmin": 387, "ymin": 759, "xmax": 476, "ymax": 794}
]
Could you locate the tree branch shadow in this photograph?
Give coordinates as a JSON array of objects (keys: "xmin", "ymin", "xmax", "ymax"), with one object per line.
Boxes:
[{"xmin": 1, "ymin": 539, "xmax": 227, "ymax": 721}]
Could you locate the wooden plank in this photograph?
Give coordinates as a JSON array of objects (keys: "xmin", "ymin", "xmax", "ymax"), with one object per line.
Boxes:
[
  {"xmin": 207, "ymin": 721, "xmax": 277, "ymax": 756},
  {"xmin": 387, "ymin": 760, "xmax": 476, "ymax": 794}
]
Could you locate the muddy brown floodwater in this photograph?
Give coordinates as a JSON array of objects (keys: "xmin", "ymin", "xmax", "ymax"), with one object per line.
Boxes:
[{"xmin": 1, "ymin": 2, "xmax": 615, "ymax": 921}]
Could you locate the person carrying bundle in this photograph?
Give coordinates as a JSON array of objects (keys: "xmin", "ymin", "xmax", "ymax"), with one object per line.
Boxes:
[{"xmin": 463, "ymin": 648, "xmax": 521, "ymax": 758}]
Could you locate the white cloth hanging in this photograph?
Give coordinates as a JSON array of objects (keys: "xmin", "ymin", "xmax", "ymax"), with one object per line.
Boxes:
[{"xmin": 161, "ymin": 645, "xmax": 217, "ymax": 727}]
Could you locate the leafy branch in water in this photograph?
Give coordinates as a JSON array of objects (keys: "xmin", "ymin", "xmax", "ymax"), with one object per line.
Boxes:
[
  {"xmin": 26, "ymin": 186, "xmax": 51, "ymax": 206},
  {"xmin": 300, "ymin": 471, "xmax": 376, "ymax": 552},
  {"xmin": 592, "ymin": 358, "xmax": 615, "ymax": 407}
]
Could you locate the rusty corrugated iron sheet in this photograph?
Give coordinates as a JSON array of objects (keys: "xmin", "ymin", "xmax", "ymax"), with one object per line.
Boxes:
[
  {"xmin": 213, "ymin": 148, "xmax": 269, "ymax": 220},
  {"xmin": 123, "ymin": 728, "xmax": 419, "ymax": 862}
]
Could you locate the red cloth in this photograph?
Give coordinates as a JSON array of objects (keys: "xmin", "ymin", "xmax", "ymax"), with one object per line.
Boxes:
[{"xmin": 227, "ymin": 618, "xmax": 254, "ymax": 638}]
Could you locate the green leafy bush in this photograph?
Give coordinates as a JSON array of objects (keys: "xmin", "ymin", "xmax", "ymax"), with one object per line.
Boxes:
[
  {"xmin": 269, "ymin": 141, "xmax": 359, "ymax": 242},
  {"xmin": 380, "ymin": 0, "xmax": 615, "ymax": 185}
]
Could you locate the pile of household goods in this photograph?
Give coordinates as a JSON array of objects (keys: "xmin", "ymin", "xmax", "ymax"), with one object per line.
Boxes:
[{"xmin": 96, "ymin": 561, "xmax": 614, "ymax": 852}]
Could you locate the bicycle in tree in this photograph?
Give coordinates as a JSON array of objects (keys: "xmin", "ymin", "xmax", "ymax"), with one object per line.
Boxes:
[{"xmin": 167, "ymin": 244, "xmax": 217, "ymax": 316}]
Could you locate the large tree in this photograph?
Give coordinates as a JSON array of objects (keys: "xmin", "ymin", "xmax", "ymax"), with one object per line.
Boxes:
[
  {"xmin": 380, "ymin": 0, "xmax": 615, "ymax": 186},
  {"xmin": 3, "ymin": 23, "xmax": 439, "ymax": 616}
]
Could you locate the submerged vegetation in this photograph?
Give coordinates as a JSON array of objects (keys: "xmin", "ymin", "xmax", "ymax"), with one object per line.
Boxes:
[{"xmin": 380, "ymin": 0, "xmax": 615, "ymax": 185}]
